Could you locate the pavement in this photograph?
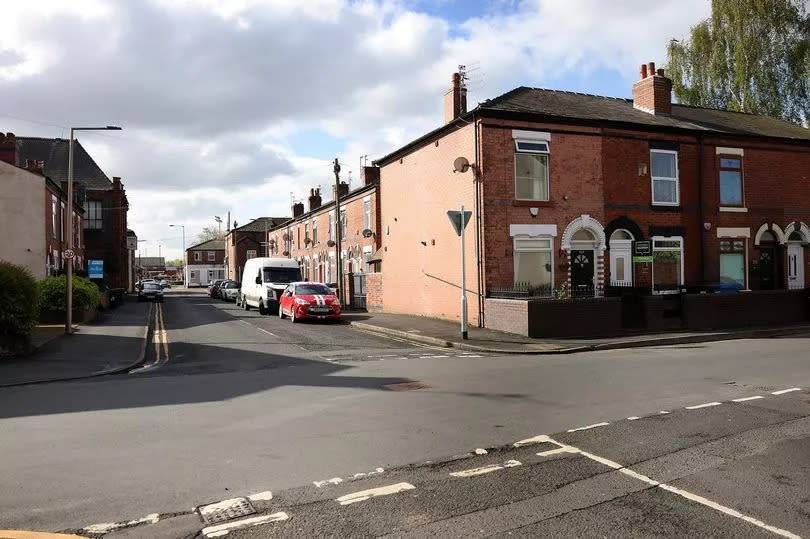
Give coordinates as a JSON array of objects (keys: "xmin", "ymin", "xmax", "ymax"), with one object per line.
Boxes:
[
  {"xmin": 1, "ymin": 292, "xmax": 809, "ymax": 537},
  {"xmin": 347, "ymin": 311, "xmax": 810, "ymax": 353},
  {"xmin": 0, "ymin": 299, "xmax": 152, "ymax": 387}
]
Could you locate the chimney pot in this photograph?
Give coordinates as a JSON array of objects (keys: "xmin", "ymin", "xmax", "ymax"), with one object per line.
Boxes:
[
  {"xmin": 443, "ymin": 71, "xmax": 467, "ymax": 124},
  {"xmin": 633, "ymin": 60, "xmax": 672, "ymax": 115},
  {"xmin": 640, "ymin": 63, "xmax": 648, "ymax": 78},
  {"xmin": 657, "ymin": 68, "xmax": 665, "ymax": 77},
  {"xmin": 647, "ymin": 62, "xmax": 655, "ymax": 76}
]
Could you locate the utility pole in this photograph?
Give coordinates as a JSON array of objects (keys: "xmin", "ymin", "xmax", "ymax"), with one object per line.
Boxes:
[{"xmin": 333, "ymin": 158, "xmax": 344, "ymax": 305}]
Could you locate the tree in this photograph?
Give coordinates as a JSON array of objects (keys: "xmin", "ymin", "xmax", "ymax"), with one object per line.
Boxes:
[
  {"xmin": 195, "ymin": 226, "xmax": 225, "ymax": 244},
  {"xmin": 666, "ymin": 0, "xmax": 810, "ymax": 125},
  {"xmin": 166, "ymin": 258, "xmax": 185, "ymax": 267}
]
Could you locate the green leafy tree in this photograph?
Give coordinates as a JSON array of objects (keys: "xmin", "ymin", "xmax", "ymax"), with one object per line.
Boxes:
[
  {"xmin": 0, "ymin": 261, "xmax": 39, "ymax": 348},
  {"xmin": 666, "ymin": 0, "xmax": 810, "ymax": 125},
  {"xmin": 195, "ymin": 226, "xmax": 225, "ymax": 244}
]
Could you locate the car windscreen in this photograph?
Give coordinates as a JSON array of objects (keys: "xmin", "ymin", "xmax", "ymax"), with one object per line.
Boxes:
[
  {"xmin": 295, "ymin": 284, "xmax": 333, "ymax": 295},
  {"xmin": 143, "ymin": 283, "xmax": 161, "ymax": 290},
  {"xmin": 262, "ymin": 267, "xmax": 302, "ymax": 284},
  {"xmin": 224, "ymin": 282, "xmax": 238, "ymax": 288}
]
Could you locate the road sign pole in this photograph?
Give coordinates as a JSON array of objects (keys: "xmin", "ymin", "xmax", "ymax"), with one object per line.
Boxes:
[{"xmin": 460, "ymin": 204, "xmax": 468, "ymax": 340}]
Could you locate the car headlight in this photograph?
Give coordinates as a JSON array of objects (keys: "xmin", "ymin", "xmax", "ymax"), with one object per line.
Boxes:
[
  {"xmin": 294, "ymin": 297, "xmax": 310, "ymax": 305},
  {"xmin": 332, "ymin": 298, "xmax": 341, "ymax": 307}
]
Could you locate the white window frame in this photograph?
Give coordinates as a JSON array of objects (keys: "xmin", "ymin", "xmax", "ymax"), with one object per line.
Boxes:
[
  {"xmin": 60, "ymin": 202, "xmax": 65, "ymax": 241},
  {"xmin": 51, "ymin": 196, "xmax": 58, "ymax": 238},
  {"xmin": 340, "ymin": 209, "xmax": 347, "ymax": 237},
  {"xmin": 514, "ymin": 141, "xmax": 551, "ymax": 202},
  {"xmin": 512, "ymin": 236, "xmax": 554, "ymax": 290},
  {"xmin": 363, "ymin": 245, "xmax": 373, "ymax": 273},
  {"xmin": 194, "ymin": 251, "xmax": 201, "ymax": 262},
  {"xmin": 650, "ymin": 149, "xmax": 679, "ymax": 206},
  {"xmin": 363, "ymin": 197, "xmax": 372, "ymax": 230},
  {"xmin": 207, "ymin": 251, "xmax": 215, "ymax": 261},
  {"xmin": 329, "ymin": 212, "xmax": 335, "ymax": 241},
  {"xmin": 651, "ymin": 235, "xmax": 684, "ymax": 294},
  {"xmin": 312, "ymin": 219, "xmax": 318, "ymax": 243},
  {"xmin": 609, "ymin": 230, "xmax": 634, "ymax": 286}
]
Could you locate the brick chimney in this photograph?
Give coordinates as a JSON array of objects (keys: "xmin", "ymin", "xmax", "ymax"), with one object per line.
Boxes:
[
  {"xmin": 112, "ymin": 176, "xmax": 123, "ymax": 189},
  {"xmin": 444, "ymin": 72, "xmax": 467, "ymax": 124},
  {"xmin": 360, "ymin": 166, "xmax": 380, "ymax": 186},
  {"xmin": 0, "ymin": 132, "xmax": 16, "ymax": 165},
  {"xmin": 25, "ymin": 159, "xmax": 44, "ymax": 175},
  {"xmin": 632, "ymin": 61, "xmax": 672, "ymax": 115},
  {"xmin": 332, "ymin": 181, "xmax": 349, "ymax": 201},
  {"xmin": 308, "ymin": 188, "xmax": 322, "ymax": 212},
  {"xmin": 292, "ymin": 201, "xmax": 305, "ymax": 218}
]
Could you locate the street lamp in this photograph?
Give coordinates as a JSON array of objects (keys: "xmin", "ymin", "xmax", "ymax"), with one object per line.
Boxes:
[
  {"xmin": 169, "ymin": 224, "xmax": 186, "ymax": 287},
  {"xmin": 66, "ymin": 125, "xmax": 122, "ymax": 334},
  {"xmin": 214, "ymin": 215, "xmax": 222, "ymax": 234}
]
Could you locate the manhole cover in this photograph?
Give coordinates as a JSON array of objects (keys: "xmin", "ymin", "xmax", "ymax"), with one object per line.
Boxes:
[
  {"xmin": 382, "ymin": 381, "xmax": 429, "ymax": 391},
  {"xmin": 198, "ymin": 497, "xmax": 256, "ymax": 525}
]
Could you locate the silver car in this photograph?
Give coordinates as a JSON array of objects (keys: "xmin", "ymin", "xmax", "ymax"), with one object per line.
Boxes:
[{"xmin": 220, "ymin": 281, "xmax": 241, "ymax": 302}]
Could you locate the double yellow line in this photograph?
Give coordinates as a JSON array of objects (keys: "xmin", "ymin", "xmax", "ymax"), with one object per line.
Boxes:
[{"xmin": 152, "ymin": 302, "xmax": 169, "ymax": 366}]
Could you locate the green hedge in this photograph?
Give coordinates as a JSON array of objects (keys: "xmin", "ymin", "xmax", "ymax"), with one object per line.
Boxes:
[
  {"xmin": 38, "ymin": 275, "xmax": 101, "ymax": 312},
  {"xmin": 0, "ymin": 261, "xmax": 39, "ymax": 340}
]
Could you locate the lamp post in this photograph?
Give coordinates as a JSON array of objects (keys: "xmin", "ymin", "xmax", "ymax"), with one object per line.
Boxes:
[
  {"xmin": 214, "ymin": 215, "xmax": 222, "ymax": 234},
  {"xmin": 66, "ymin": 125, "xmax": 122, "ymax": 334},
  {"xmin": 169, "ymin": 224, "xmax": 186, "ymax": 287}
]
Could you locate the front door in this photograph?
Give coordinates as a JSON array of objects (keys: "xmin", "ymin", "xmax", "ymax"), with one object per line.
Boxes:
[
  {"xmin": 758, "ymin": 247, "xmax": 775, "ymax": 290},
  {"xmin": 570, "ymin": 250, "xmax": 595, "ymax": 296},
  {"xmin": 787, "ymin": 244, "xmax": 804, "ymax": 289}
]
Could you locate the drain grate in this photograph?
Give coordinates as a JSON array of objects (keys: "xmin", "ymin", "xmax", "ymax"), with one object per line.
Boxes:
[
  {"xmin": 382, "ymin": 381, "xmax": 429, "ymax": 391},
  {"xmin": 198, "ymin": 497, "xmax": 256, "ymax": 525}
]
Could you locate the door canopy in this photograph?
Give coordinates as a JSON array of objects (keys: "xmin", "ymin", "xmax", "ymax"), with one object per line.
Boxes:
[
  {"xmin": 784, "ymin": 221, "xmax": 810, "ymax": 243},
  {"xmin": 754, "ymin": 223, "xmax": 786, "ymax": 245},
  {"xmin": 561, "ymin": 214, "xmax": 606, "ymax": 252}
]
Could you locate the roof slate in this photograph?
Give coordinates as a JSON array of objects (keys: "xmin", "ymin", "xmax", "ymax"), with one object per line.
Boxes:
[
  {"xmin": 15, "ymin": 137, "xmax": 113, "ymax": 190},
  {"xmin": 187, "ymin": 239, "xmax": 225, "ymax": 251},
  {"xmin": 233, "ymin": 217, "xmax": 290, "ymax": 233}
]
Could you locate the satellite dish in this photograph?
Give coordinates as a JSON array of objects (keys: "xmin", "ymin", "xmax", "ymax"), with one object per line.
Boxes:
[
  {"xmin": 453, "ymin": 156, "xmax": 470, "ymax": 173},
  {"xmin": 362, "ymin": 229, "xmax": 373, "ymax": 238}
]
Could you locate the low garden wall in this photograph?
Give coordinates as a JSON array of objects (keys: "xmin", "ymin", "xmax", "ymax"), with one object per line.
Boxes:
[
  {"xmin": 486, "ymin": 297, "xmax": 621, "ymax": 338},
  {"xmin": 683, "ymin": 289, "xmax": 808, "ymax": 330},
  {"xmin": 366, "ymin": 273, "xmax": 384, "ymax": 312}
]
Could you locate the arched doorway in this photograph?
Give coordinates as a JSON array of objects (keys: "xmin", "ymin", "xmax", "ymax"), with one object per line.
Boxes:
[
  {"xmin": 754, "ymin": 223, "xmax": 786, "ymax": 290},
  {"xmin": 787, "ymin": 230, "xmax": 805, "ymax": 289},
  {"xmin": 609, "ymin": 229, "xmax": 634, "ymax": 287},
  {"xmin": 561, "ymin": 214, "xmax": 606, "ymax": 296}
]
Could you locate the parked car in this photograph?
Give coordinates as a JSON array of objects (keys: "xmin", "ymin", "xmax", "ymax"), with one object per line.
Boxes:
[
  {"xmin": 208, "ymin": 279, "xmax": 225, "ymax": 298},
  {"xmin": 159, "ymin": 279, "xmax": 171, "ymax": 289},
  {"xmin": 240, "ymin": 257, "xmax": 302, "ymax": 314},
  {"xmin": 220, "ymin": 281, "xmax": 240, "ymax": 302},
  {"xmin": 137, "ymin": 282, "xmax": 164, "ymax": 302},
  {"xmin": 278, "ymin": 282, "xmax": 341, "ymax": 322}
]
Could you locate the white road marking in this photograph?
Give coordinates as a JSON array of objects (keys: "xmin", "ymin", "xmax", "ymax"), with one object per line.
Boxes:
[
  {"xmin": 474, "ymin": 448, "xmax": 488, "ymax": 455},
  {"xmin": 202, "ymin": 512, "xmax": 289, "ymax": 538},
  {"xmin": 198, "ymin": 497, "xmax": 251, "ymax": 519},
  {"xmin": 627, "ymin": 416, "xmax": 641, "ymax": 420},
  {"xmin": 458, "ymin": 354, "xmax": 483, "ymax": 358},
  {"xmin": 685, "ymin": 402, "xmax": 722, "ymax": 410},
  {"xmin": 536, "ymin": 447, "xmax": 577, "ymax": 457},
  {"xmin": 313, "ymin": 477, "xmax": 343, "ymax": 488},
  {"xmin": 541, "ymin": 435, "xmax": 801, "ymax": 539},
  {"xmin": 368, "ymin": 354, "xmax": 397, "ymax": 358},
  {"xmin": 449, "ymin": 460, "xmax": 521, "ymax": 478},
  {"xmin": 336, "ymin": 482, "xmax": 416, "ymax": 505},
  {"xmin": 513, "ymin": 434, "xmax": 552, "ymax": 447},
  {"xmin": 772, "ymin": 387, "xmax": 801, "ymax": 395},
  {"xmin": 82, "ymin": 513, "xmax": 160, "ymax": 534},
  {"xmin": 659, "ymin": 410, "xmax": 671, "ymax": 414},
  {"xmin": 352, "ymin": 467, "xmax": 384, "ymax": 480},
  {"xmin": 247, "ymin": 491, "xmax": 273, "ymax": 502},
  {"xmin": 567, "ymin": 422, "xmax": 610, "ymax": 432},
  {"xmin": 256, "ymin": 327, "xmax": 277, "ymax": 337},
  {"xmin": 732, "ymin": 395, "xmax": 764, "ymax": 402}
]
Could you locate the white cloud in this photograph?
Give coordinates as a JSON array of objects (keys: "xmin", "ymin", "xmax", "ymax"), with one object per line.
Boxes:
[{"xmin": 0, "ymin": 0, "xmax": 708, "ymax": 259}]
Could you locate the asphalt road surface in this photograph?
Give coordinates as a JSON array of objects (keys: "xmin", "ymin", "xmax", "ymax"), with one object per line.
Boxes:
[{"xmin": 0, "ymin": 290, "xmax": 808, "ymax": 538}]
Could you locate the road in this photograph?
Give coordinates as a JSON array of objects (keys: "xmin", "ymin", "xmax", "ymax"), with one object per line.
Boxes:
[{"xmin": 0, "ymin": 289, "xmax": 808, "ymax": 537}]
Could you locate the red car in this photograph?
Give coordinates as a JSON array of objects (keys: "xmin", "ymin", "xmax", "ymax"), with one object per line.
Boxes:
[{"xmin": 278, "ymin": 282, "xmax": 341, "ymax": 322}]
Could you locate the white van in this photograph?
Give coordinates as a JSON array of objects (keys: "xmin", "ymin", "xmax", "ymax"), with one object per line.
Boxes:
[{"xmin": 239, "ymin": 257, "xmax": 302, "ymax": 314}]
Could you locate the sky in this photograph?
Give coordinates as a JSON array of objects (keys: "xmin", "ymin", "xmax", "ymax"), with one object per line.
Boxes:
[{"xmin": 0, "ymin": 0, "xmax": 711, "ymax": 261}]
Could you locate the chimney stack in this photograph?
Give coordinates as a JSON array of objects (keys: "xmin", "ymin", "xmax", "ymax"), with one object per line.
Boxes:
[
  {"xmin": 112, "ymin": 176, "xmax": 123, "ymax": 189},
  {"xmin": 632, "ymin": 61, "xmax": 672, "ymax": 115},
  {"xmin": 292, "ymin": 201, "xmax": 305, "ymax": 218},
  {"xmin": 24, "ymin": 159, "xmax": 44, "ymax": 175},
  {"xmin": 308, "ymin": 188, "xmax": 322, "ymax": 212},
  {"xmin": 332, "ymin": 181, "xmax": 349, "ymax": 201},
  {"xmin": 0, "ymin": 132, "xmax": 16, "ymax": 165},
  {"xmin": 443, "ymin": 72, "xmax": 467, "ymax": 124},
  {"xmin": 360, "ymin": 166, "xmax": 380, "ymax": 186}
]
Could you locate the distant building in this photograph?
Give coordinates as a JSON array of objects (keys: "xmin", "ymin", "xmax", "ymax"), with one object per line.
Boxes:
[
  {"xmin": 136, "ymin": 256, "xmax": 166, "ymax": 279},
  {"xmin": 225, "ymin": 216, "xmax": 289, "ymax": 282},
  {"xmin": 186, "ymin": 239, "xmax": 225, "ymax": 287}
]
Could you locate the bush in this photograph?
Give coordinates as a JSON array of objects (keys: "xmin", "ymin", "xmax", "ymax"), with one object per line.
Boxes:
[
  {"xmin": 0, "ymin": 260, "xmax": 40, "ymax": 343},
  {"xmin": 38, "ymin": 275, "xmax": 101, "ymax": 312}
]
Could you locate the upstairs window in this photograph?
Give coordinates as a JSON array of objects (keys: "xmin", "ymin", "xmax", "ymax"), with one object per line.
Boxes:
[
  {"xmin": 51, "ymin": 196, "xmax": 58, "ymax": 237},
  {"xmin": 312, "ymin": 220, "xmax": 318, "ymax": 243},
  {"xmin": 329, "ymin": 212, "xmax": 335, "ymax": 241},
  {"xmin": 84, "ymin": 200, "xmax": 103, "ymax": 229},
  {"xmin": 719, "ymin": 156, "xmax": 743, "ymax": 207},
  {"xmin": 363, "ymin": 199, "xmax": 372, "ymax": 230},
  {"xmin": 194, "ymin": 251, "xmax": 201, "ymax": 262},
  {"xmin": 515, "ymin": 139, "xmax": 550, "ymax": 201},
  {"xmin": 651, "ymin": 150, "xmax": 679, "ymax": 205},
  {"xmin": 340, "ymin": 210, "xmax": 347, "ymax": 236},
  {"xmin": 207, "ymin": 251, "xmax": 215, "ymax": 261}
]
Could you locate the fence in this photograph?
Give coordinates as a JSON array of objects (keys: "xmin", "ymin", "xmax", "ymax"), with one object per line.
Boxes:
[
  {"xmin": 349, "ymin": 272, "xmax": 367, "ymax": 310},
  {"xmin": 487, "ymin": 282, "xmax": 596, "ymax": 300}
]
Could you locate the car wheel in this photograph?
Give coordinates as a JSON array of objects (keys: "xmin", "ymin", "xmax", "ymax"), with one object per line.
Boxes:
[
  {"xmin": 278, "ymin": 305, "xmax": 285, "ymax": 319},
  {"xmin": 258, "ymin": 301, "xmax": 267, "ymax": 315},
  {"xmin": 244, "ymin": 300, "xmax": 251, "ymax": 311},
  {"xmin": 290, "ymin": 308, "xmax": 297, "ymax": 323}
]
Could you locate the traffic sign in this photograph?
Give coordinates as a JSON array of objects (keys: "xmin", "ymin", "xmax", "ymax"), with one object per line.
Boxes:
[
  {"xmin": 446, "ymin": 210, "xmax": 472, "ymax": 237},
  {"xmin": 63, "ymin": 249, "xmax": 75, "ymax": 260},
  {"xmin": 88, "ymin": 259, "xmax": 104, "ymax": 279}
]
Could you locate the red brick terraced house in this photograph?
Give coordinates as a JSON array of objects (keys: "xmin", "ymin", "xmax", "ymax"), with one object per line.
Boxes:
[
  {"xmin": 267, "ymin": 167, "xmax": 381, "ymax": 307},
  {"xmin": 371, "ymin": 63, "xmax": 810, "ymax": 336},
  {"xmin": 225, "ymin": 216, "xmax": 290, "ymax": 282},
  {"xmin": 185, "ymin": 239, "xmax": 226, "ymax": 287},
  {"xmin": 15, "ymin": 136, "xmax": 132, "ymax": 290}
]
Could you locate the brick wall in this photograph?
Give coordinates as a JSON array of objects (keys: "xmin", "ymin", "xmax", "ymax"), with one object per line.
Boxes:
[
  {"xmin": 366, "ymin": 272, "xmax": 383, "ymax": 312},
  {"xmin": 483, "ymin": 298, "xmax": 528, "ymax": 336},
  {"xmin": 379, "ymin": 122, "xmax": 478, "ymax": 321},
  {"xmin": 683, "ymin": 290, "xmax": 808, "ymax": 329},
  {"xmin": 187, "ymin": 249, "xmax": 225, "ymax": 265}
]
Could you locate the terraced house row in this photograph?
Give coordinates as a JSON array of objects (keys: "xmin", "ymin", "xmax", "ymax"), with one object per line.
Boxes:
[{"xmin": 265, "ymin": 61, "xmax": 810, "ymax": 336}]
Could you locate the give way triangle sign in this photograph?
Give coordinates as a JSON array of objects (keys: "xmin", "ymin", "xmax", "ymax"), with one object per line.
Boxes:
[{"xmin": 446, "ymin": 210, "xmax": 472, "ymax": 236}]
